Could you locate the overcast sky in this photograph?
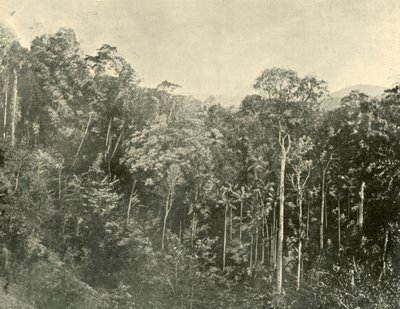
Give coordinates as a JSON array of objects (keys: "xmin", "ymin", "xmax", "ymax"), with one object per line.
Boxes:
[{"xmin": 1, "ymin": 0, "xmax": 400, "ymax": 99}]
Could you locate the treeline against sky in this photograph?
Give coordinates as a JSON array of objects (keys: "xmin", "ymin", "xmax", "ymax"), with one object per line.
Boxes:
[{"xmin": 0, "ymin": 25, "xmax": 399, "ymax": 308}]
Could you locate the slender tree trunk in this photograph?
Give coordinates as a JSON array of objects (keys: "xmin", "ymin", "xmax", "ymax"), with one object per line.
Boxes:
[
  {"xmin": 261, "ymin": 210, "xmax": 265, "ymax": 264},
  {"xmin": 250, "ymin": 234, "xmax": 253, "ymax": 268},
  {"xmin": 126, "ymin": 180, "xmax": 137, "ymax": 225},
  {"xmin": 3, "ymin": 76, "xmax": 8, "ymax": 140},
  {"xmin": 271, "ymin": 200, "xmax": 276, "ymax": 269},
  {"xmin": 320, "ymin": 156, "xmax": 332, "ymax": 250},
  {"xmin": 179, "ymin": 220, "xmax": 182, "ymax": 244},
  {"xmin": 277, "ymin": 132, "xmax": 289, "ymax": 294},
  {"xmin": 325, "ymin": 186, "xmax": 328, "ymax": 228},
  {"xmin": 338, "ymin": 198, "xmax": 341, "ymax": 255},
  {"xmin": 265, "ymin": 214, "xmax": 269, "ymax": 264},
  {"xmin": 11, "ymin": 69, "xmax": 18, "ymax": 147},
  {"xmin": 239, "ymin": 198, "xmax": 243, "ymax": 242},
  {"xmin": 110, "ymin": 128, "xmax": 124, "ymax": 160},
  {"xmin": 320, "ymin": 172, "xmax": 325, "ymax": 250},
  {"xmin": 379, "ymin": 228, "xmax": 389, "ymax": 281},
  {"xmin": 255, "ymin": 225, "xmax": 258, "ymax": 265},
  {"xmin": 105, "ymin": 118, "xmax": 112, "ymax": 158},
  {"xmin": 223, "ymin": 201, "xmax": 228, "ymax": 270},
  {"xmin": 229, "ymin": 205, "xmax": 233, "ymax": 242},
  {"xmin": 58, "ymin": 168, "xmax": 62, "ymax": 201},
  {"xmin": 297, "ymin": 239, "xmax": 302, "ymax": 290},
  {"xmin": 104, "ymin": 117, "xmax": 113, "ymax": 173},
  {"xmin": 296, "ymin": 174, "xmax": 303, "ymax": 291},
  {"xmin": 358, "ymin": 181, "xmax": 365, "ymax": 228},
  {"xmin": 162, "ymin": 191, "xmax": 171, "ymax": 251},
  {"xmin": 71, "ymin": 113, "xmax": 92, "ymax": 169},
  {"xmin": 191, "ymin": 212, "xmax": 198, "ymax": 247},
  {"xmin": 306, "ymin": 199, "xmax": 310, "ymax": 240}
]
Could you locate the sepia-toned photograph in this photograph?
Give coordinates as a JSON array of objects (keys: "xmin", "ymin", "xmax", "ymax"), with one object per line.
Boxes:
[{"xmin": 0, "ymin": 0, "xmax": 399, "ymax": 308}]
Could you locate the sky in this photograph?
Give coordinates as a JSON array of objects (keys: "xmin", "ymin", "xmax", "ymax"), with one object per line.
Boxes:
[{"xmin": 1, "ymin": 0, "xmax": 400, "ymax": 101}]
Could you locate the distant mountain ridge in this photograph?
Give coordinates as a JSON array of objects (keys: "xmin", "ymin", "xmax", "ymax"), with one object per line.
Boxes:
[{"xmin": 323, "ymin": 84, "xmax": 387, "ymax": 110}]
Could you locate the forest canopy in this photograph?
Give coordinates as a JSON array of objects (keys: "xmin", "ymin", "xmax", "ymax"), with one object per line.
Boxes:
[{"xmin": 0, "ymin": 25, "xmax": 399, "ymax": 308}]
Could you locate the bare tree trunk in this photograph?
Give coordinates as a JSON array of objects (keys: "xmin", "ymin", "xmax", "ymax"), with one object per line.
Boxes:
[
  {"xmin": 162, "ymin": 191, "xmax": 171, "ymax": 251},
  {"xmin": 110, "ymin": 128, "xmax": 124, "ymax": 160},
  {"xmin": 58, "ymin": 168, "xmax": 62, "ymax": 201},
  {"xmin": 320, "ymin": 172, "xmax": 325, "ymax": 250},
  {"xmin": 296, "ymin": 174, "xmax": 303, "ymax": 291},
  {"xmin": 104, "ymin": 118, "xmax": 113, "ymax": 173},
  {"xmin": 71, "ymin": 113, "xmax": 92, "ymax": 169},
  {"xmin": 379, "ymin": 227, "xmax": 389, "ymax": 281},
  {"xmin": 223, "ymin": 201, "xmax": 228, "ymax": 270},
  {"xmin": 229, "ymin": 205, "xmax": 233, "ymax": 242},
  {"xmin": 239, "ymin": 193, "xmax": 243, "ymax": 242},
  {"xmin": 320, "ymin": 156, "xmax": 332, "ymax": 250},
  {"xmin": 271, "ymin": 200, "xmax": 276, "ymax": 269},
  {"xmin": 276, "ymin": 129, "xmax": 290, "ymax": 294},
  {"xmin": 306, "ymin": 199, "xmax": 310, "ymax": 240},
  {"xmin": 265, "ymin": 214, "xmax": 270, "ymax": 264},
  {"xmin": 338, "ymin": 198, "xmax": 341, "ymax": 255},
  {"xmin": 126, "ymin": 180, "xmax": 137, "ymax": 225},
  {"xmin": 325, "ymin": 187, "xmax": 328, "ymax": 228},
  {"xmin": 2, "ymin": 76, "xmax": 8, "ymax": 140},
  {"xmin": 250, "ymin": 234, "xmax": 253, "ymax": 268},
  {"xmin": 261, "ymin": 210, "xmax": 265, "ymax": 264},
  {"xmin": 179, "ymin": 220, "xmax": 182, "ymax": 244},
  {"xmin": 11, "ymin": 68, "xmax": 17, "ymax": 147},
  {"xmin": 358, "ymin": 181, "xmax": 365, "ymax": 228},
  {"xmin": 105, "ymin": 118, "xmax": 112, "ymax": 158},
  {"xmin": 297, "ymin": 239, "xmax": 302, "ymax": 290},
  {"xmin": 255, "ymin": 225, "xmax": 258, "ymax": 265}
]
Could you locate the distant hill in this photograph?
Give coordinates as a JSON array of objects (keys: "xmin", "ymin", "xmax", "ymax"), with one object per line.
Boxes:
[{"xmin": 323, "ymin": 84, "xmax": 387, "ymax": 110}]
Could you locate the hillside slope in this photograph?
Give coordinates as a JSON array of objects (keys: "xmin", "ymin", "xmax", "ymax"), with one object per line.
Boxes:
[{"xmin": 322, "ymin": 84, "xmax": 387, "ymax": 110}]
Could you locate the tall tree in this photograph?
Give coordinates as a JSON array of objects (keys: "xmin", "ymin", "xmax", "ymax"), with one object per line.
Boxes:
[{"xmin": 253, "ymin": 67, "xmax": 327, "ymax": 294}]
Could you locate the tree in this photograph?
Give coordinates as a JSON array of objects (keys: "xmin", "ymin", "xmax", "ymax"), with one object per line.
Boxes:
[
  {"xmin": 254, "ymin": 67, "xmax": 327, "ymax": 294},
  {"xmin": 288, "ymin": 136, "xmax": 312, "ymax": 290}
]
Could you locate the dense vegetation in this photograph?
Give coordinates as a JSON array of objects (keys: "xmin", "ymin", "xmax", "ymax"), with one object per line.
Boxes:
[{"xmin": 0, "ymin": 25, "xmax": 399, "ymax": 308}]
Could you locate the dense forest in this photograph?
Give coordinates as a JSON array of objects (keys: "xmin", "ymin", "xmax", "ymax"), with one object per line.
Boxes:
[{"xmin": 0, "ymin": 25, "xmax": 399, "ymax": 308}]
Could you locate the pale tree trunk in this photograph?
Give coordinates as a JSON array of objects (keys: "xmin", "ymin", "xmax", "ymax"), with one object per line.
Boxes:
[
  {"xmin": 379, "ymin": 227, "xmax": 389, "ymax": 281},
  {"xmin": 358, "ymin": 181, "xmax": 365, "ymax": 228},
  {"xmin": 325, "ymin": 186, "xmax": 328, "ymax": 228},
  {"xmin": 306, "ymin": 200, "xmax": 310, "ymax": 240},
  {"xmin": 291, "ymin": 166, "xmax": 310, "ymax": 291},
  {"xmin": 239, "ymin": 190, "xmax": 244, "ymax": 242},
  {"xmin": 320, "ymin": 172, "xmax": 325, "ymax": 250},
  {"xmin": 320, "ymin": 155, "xmax": 332, "ymax": 250},
  {"xmin": 255, "ymin": 224, "xmax": 258, "ymax": 265},
  {"xmin": 229, "ymin": 206, "xmax": 233, "ymax": 242},
  {"xmin": 259, "ymin": 192, "xmax": 267, "ymax": 265},
  {"xmin": 104, "ymin": 118, "xmax": 113, "ymax": 173},
  {"xmin": 58, "ymin": 168, "xmax": 62, "ymax": 201},
  {"xmin": 338, "ymin": 198, "xmax": 341, "ymax": 255},
  {"xmin": 110, "ymin": 129, "xmax": 124, "ymax": 160},
  {"xmin": 71, "ymin": 113, "xmax": 92, "ymax": 169},
  {"xmin": 191, "ymin": 212, "xmax": 197, "ymax": 248},
  {"xmin": 223, "ymin": 201, "xmax": 228, "ymax": 270},
  {"xmin": 126, "ymin": 180, "xmax": 137, "ymax": 225},
  {"xmin": 271, "ymin": 200, "xmax": 276, "ymax": 269},
  {"xmin": 11, "ymin": 68, "xmax": 18, "ymax": 147},
  {"xmin": 162, "ymin": 191, "xmax": 172, "ymax": 251},
  {"xmin": 296, "ymin": 174, "xmax": 303, "ymax": 291},
  {"xmin": 250, "ymin": 234, "xmax": 253, "ymax": 268},
  {"xmin": 3, "ymin": 75, "xmax": 9, "ymax": 140},
  {"xmin": 261, "ymin": 208, "xmax": 266, "ymax": 264},
  {"xmin": 276, "ymin": 128, "xmax": 290, "ymax": 294}
]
